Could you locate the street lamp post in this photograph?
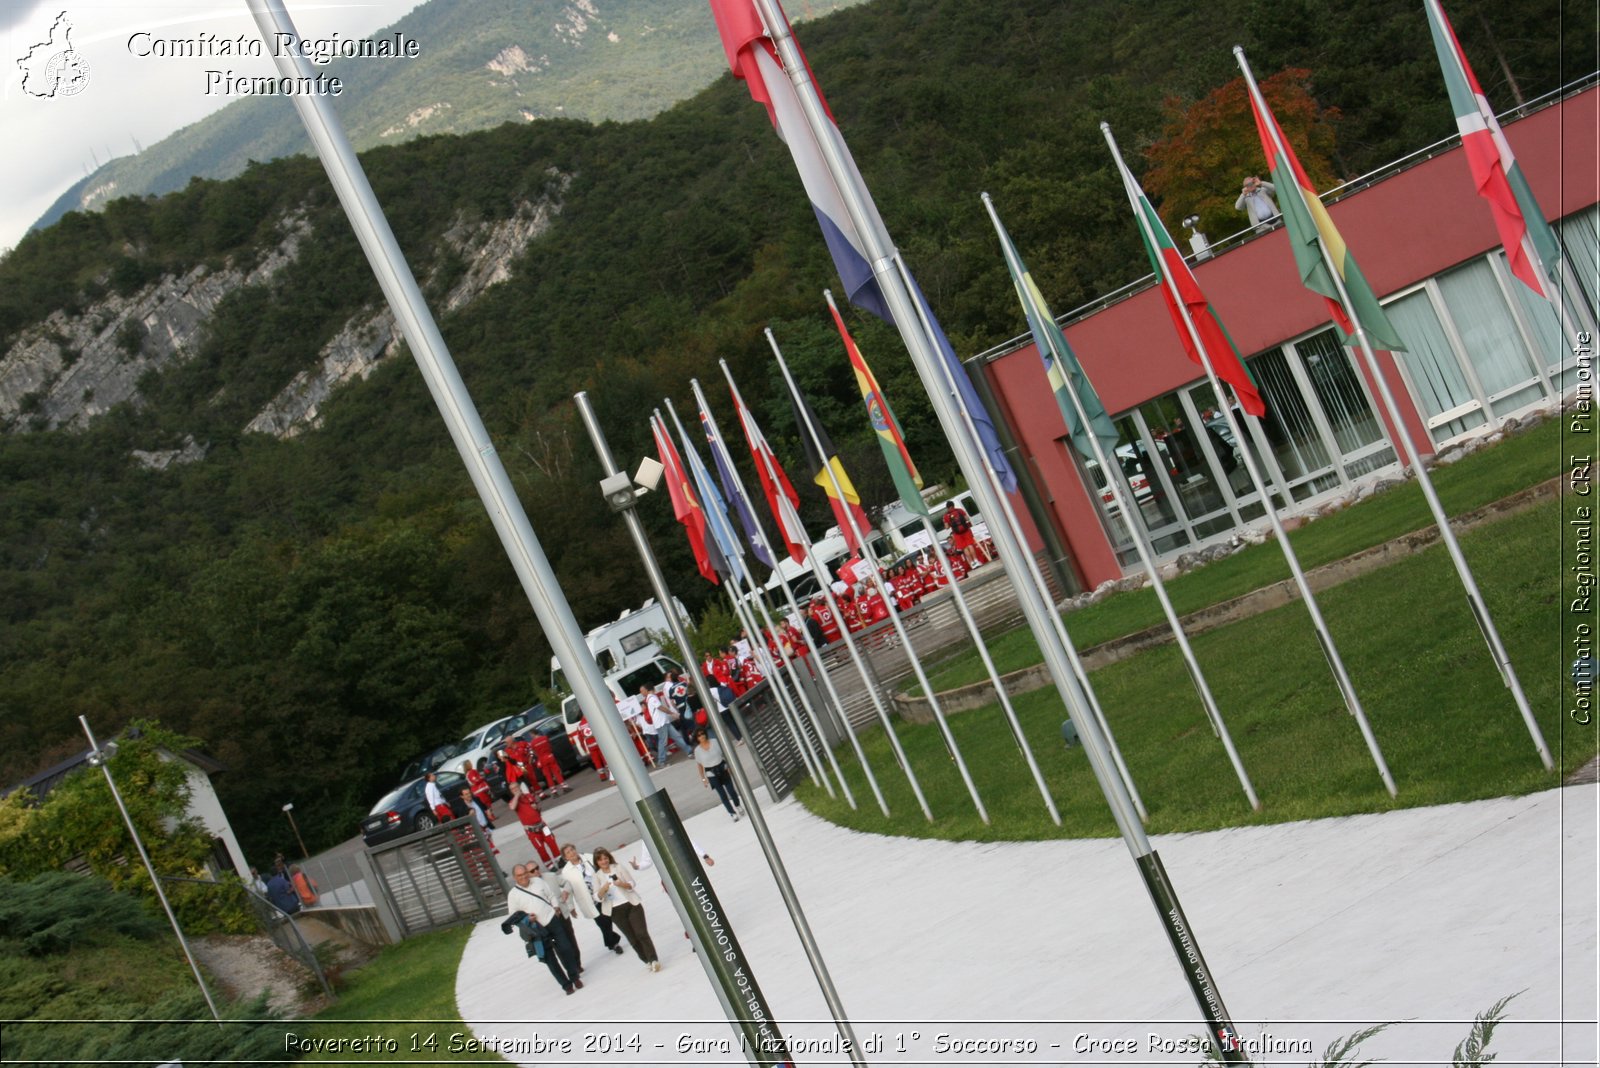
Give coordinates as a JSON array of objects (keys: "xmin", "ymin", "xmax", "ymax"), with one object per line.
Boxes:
[
  {"xmin": 282, "ymin": 802, "xmax": 309, "ymax": 859},
  {"xmin": 78, "ymin": 716, "xmax": 221, "ymax": 1023}
]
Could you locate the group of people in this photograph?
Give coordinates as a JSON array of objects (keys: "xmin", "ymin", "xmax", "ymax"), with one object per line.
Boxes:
[
  {"xmin": 503, "ymin": 843, "xmax": 667, "ymax": 995},
  {"xmin": 252, "ymin": 853, "xmax": 318, "ymax": 915}
]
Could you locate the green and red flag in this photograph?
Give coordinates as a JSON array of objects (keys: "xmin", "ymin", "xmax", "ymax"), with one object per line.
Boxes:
[
  {"xmin": 652, "ymin": 413, "xmax": 722, "ymax": 584},
  {"xmin": 827, "ymin": 294, "xmax": 928, "ymax": 517},
  {"xmin": 1104, "ymin": 133, "xmax": 1266, "ymax": 417},
  {"xmin": 982, "ymin": 198, "xmax": 1122, "ymax": 460},
  {"xmin": 1424, "ymin": 0, "xmax": 1562, "ymax": 299},
  {"xmin": 1242, "ymin": 61, "xmax": 1407, "ymax": 352}
]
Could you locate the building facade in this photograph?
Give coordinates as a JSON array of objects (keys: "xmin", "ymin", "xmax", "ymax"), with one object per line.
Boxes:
[{"xmin": 975, "ymin": 82, "xmax": 1597, "ymax": 589}]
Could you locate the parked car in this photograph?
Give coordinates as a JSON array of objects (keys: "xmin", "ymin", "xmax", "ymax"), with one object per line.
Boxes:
[
  {"xmin": 451, "ymin": 715, "xmax": 518, "ymax": 778},
  {"xmin": 361, "ymin": 770, "xmax": 468, "ymax": 846},
  {"xmin": 397, "ymin": 741, "xmax": 464, "ymax": 785}
]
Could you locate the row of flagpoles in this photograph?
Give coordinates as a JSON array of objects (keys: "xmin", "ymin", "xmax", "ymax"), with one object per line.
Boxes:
[{"xmin": 586, "ymin": 0, "xmax": 1570, "ymax": 1057}]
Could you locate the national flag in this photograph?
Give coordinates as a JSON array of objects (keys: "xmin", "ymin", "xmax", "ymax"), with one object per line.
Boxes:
[
  {"xmin": 730, "ymin": 381, "xmax": 810, "ymax": 565},
  {"xmin": 1424, "ymin": 0, "xmax": 1562, "ymax": 298},
  {"xmin": 652, "ymin": 414, "xmax": 722, "ymax": 584},
  {"xmin": 708, "ymin": 0, "xmax": 1018, "ymax": 491},
  {"xmin": 1102, "ymin": 145, "xmax": 1267, "ymax": 417},
  {"xmin": 674, "ymin": 412, "xmax": 748, "ymax": 586},
  {"xmin": 827, "ymin": 295, "xmax": 928, "ymax": 516},
  {"xmin": 699, "ymin": 403, "xmax": 775, "ymax": 570},
  {"xmin": 1241, "ymin": 59, "xmax": 1407, "ymax": 352},
  {"xmin": 785, "ymin": 377, "xmax": 874, "ymax": 554},
  {"xmin": 983, "ymin": 200, "xmax": 1127, "ymax": 458}
]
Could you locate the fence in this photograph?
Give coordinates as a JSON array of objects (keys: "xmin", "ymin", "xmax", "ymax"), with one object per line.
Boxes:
[{"xmin": 362, "ymin": 817, "xmax": 507, "ymax": 940}]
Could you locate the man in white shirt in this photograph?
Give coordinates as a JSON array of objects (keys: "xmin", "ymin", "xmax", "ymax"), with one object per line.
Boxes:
[
  {"xmin": 637, "ymin": 683, "xmax": 687, "ymax": 767},
  {"xmin": 505, "ymin": 863, "xmax": 584, "ymax": 994}
]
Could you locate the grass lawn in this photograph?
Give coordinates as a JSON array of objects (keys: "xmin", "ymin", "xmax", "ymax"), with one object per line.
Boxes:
[
  {"xmin": 797, "ymin": 490, "xmax": 1595, "ymax": 842},
  {"xmin": 287, "ymin": 926, "xmax": 507, "ymax": 1063},
  {"xmin": 917, "ymin": 415, "xmax": 1566, "ymax": 693}
]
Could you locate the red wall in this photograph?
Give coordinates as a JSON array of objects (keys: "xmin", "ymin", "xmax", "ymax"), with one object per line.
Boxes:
[{"xmin": 985, "ymin": 86, "xmax": 1598, "ymax": 588}]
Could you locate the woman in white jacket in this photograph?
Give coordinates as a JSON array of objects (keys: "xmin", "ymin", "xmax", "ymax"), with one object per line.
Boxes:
[
  {"xmin": 593, "ymin": 846, "xmax": 660, "ymax": 972},
  {"xmin": 558, "ymin": 843, "xmax": 625, "ymax": 956}
]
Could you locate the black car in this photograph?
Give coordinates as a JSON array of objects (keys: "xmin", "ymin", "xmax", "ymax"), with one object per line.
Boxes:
[
  {"xmin": 397, "ymin": 741, "xmax": 464, "ymax": 786},
  {"xmin": 361, "ymin": 770, "xmax": 467, "ymax": 846}
]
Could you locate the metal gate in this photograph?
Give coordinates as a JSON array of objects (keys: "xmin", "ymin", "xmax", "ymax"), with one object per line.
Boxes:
[{"xmin": 364, "ymin": 817, "xmax": 507, "ymax": 939}]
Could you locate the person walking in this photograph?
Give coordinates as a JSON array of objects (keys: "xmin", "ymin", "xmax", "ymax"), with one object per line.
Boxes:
[
  {"xmin": 505, "ymin": 863, "xmax": 584, "ymax": 995},
  {"xmin": 638, "ymin": 683, "xmax": 688, "ymax": 767},
  {"xmin": 557, "ymin": 843, "xmax": 625, "ymax": 956},
  {"xmin": 510, "ymin": 782, "xmax": 561, "ymax": 869},
  {"xmin": 527, "ymin": 730, "xmax": 571, "ymax": 796},
  {"xmin": 593, "ymin": 847, "xmax": 659, "ymax": 972},
  {"xmin": 693, "ymin": 729, "xmax": 743, "ymax": 821}
]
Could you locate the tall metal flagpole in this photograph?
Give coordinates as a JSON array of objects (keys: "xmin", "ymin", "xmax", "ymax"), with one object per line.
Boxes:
[
  {"xmin": 577, "ymin": 393, "xmax": 869, "ymax": 1067},
  {"xmin": 1099, "ymin": 124, "xmax": 1398, "ymax": 798},
  {"xmin": 1236, "ymin": 45, "xmax": 1553, "ymax": 771},
  {"xmin": 78, "ymin": 717, "xmax": 221, "ymax": 1023},
  {"xmin": 726, "ymin": 359, "xmax": 932, "ymax": 820},
  {"xmin": 694, "ymin": 376, "xmax": 863, "ymax": 810},
  {"xmin": 747, "ymin": 0, "xmax": 1251, "ymax": 1055},
  {"xmin": 980, "ymin": 195, "xmax": 1261, "ymax": 812},
  {"xmin": 825, "ymin": 287, "xmax": 1062, "ymax": 823},
  {"xmin": 243, "ymin": 5, "xmax": 794, "ymax": 1059},
  {"xmin": 660, "ymin": 398, "xmax": 834, "ymax": 797},
  {"xmin": 768, "ymin": 327, "xmax": 990, "ymax": 822}
]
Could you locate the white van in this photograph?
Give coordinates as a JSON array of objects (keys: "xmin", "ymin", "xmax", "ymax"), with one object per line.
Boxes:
[{"xmin": 549, "ymin": 598, "xmax": 688, "ymax": 759}]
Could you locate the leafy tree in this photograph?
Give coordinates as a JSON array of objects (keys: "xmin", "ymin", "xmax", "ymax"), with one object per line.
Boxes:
[{"xmin": 1143, "ymin": 69, "xmax": 1343, "ymax": 241}]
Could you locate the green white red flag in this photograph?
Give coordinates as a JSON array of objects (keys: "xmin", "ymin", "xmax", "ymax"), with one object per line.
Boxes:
[
  {"xmin": 1424, "ymin": 0, "xmax": 1562, "ymax": 298},
  {"xmin": 1104, "ymin": 134, "xmax": 1266, "ymax": 417}
]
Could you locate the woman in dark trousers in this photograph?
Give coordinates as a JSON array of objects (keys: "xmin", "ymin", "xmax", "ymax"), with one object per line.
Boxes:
[
  {"xmin": 694, "ymin": 729, "xmax": 743, "ymax": 821},
  {"xmin": 593, "ymin": 847, "xmax": 660, "ymax": 972}
]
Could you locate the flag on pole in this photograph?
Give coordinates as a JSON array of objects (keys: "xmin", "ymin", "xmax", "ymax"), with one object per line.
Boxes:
[
  {"xmin": 731, "ymin": 384, "xmax": 810, "ymax": 565},
  {"xmin": 785, "ymin": 378, "xmax": 874, "ymax": 553},
  {"xmin": 700, "ymin": 405, "xmax": 775, "ymax": 570},
  {"xmin": 707, "ymin": 0, "xmax": 1018, "ymax": 492},
  {"xmin": 676, "ymin": 414, "xmax": 748, "ymax": 586},
  {"xmin": 828, "ymin": 296, "xmax": 928, "ymax": 516},
  {"xmin": 1424, "ymin": 0, "xmax": 1562, "ymax": 298},
  {"xmin": 1243, "ymin": 71, "xmax": 1407, "ymax": 352},
  {"xmin": 1102, "ymin": 153, "xmax": 1267, "ymax": 417},
  {"xmin": 983, "ymin": 202, "xmax": 1127, "ymax": 456},
  {"xmin": 652, "ymin": 414, "xmax": 723, "ymax": 584}
]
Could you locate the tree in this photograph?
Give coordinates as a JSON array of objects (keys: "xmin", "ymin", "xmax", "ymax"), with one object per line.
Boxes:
[{"xmin": 1142, "ymin": 69, "xmax": 1343, "ymax": 242}]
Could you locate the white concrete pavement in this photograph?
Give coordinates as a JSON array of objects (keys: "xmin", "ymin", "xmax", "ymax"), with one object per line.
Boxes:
[{"xmin": 455, "ymin": 781, "xmax": 1598, "ymax": 1066}]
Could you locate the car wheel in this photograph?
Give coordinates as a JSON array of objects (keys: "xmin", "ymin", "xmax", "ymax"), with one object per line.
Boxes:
[{"xmin": 414, "ymin": 812, "xmax": 437, "ymax": 832}]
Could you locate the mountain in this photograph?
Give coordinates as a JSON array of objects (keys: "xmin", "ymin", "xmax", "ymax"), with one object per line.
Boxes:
[
  {"xmin": 0, "ymin": 0, "xmax": 1584, "ymax": 859},
  {"xmin": 32, "ymin": 0, "xmax": 868, "ymax": 232}
]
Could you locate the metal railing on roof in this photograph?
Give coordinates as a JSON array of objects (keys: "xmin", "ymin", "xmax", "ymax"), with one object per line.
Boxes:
[{"xmin": 970, "ymin": 70, "xmax": 1600, "ymax": 367}]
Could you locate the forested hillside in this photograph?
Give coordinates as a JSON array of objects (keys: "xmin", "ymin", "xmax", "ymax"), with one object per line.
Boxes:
[{"xmin": 0, "ymin": 0, "xmax": 1584, "ymax": 859}]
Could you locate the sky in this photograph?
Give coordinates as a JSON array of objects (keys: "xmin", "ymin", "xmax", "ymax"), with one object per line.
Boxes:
[{"xmin": 0, "ymin": 0, "xmax": 424, "ymax": 253}]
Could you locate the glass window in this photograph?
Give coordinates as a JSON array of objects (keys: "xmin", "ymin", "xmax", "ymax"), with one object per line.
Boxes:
[
  {"xmin": 1559, "ymin": 205, "xmax": 1599, "ymax": 320},
  {"xmin": 1139, "ymin": 396, "xmax": 1230, "ymax": 525},
  {"xmin": 1385, "ymin": 288, "xmax": 1487, "ymax": 440},
  {"xmin": 1294, "ymin": 330, "xmax": 1387, "ymax": 456},
  {"xmin": 1435, "ymin": 258, "xmax": 1543, "ymax": 415}
]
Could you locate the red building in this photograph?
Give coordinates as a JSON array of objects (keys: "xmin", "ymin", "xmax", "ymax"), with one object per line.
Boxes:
[{"xmin": 975, "ymin": 82, "xmax": 1598, "ymax": 589}]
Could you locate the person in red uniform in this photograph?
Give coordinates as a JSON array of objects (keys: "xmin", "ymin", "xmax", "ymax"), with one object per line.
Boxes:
[
  {"xmin": 863, "ymin": 584, "xmax": 890, "ymax": 624},
  {"xmin": 721, "ymin": 647, "xmax": 749, "ymax": 698},
  {"xmin": 942, "ymin": 501, "xmax": 980, "ymax": 568},
  {"xmin": 783, "ymin": 619, "xmax": 808, "ymax": 659},
  {"xmin": 510, "ymin": 782, "xmax": 561, "ymax": 868},
  {"xmin": 502, "ymin": 736, "xmax": 545, "ymax": 798},
  {"xmin": 461, "ymin": 761, "xmax": 496, "ymax": 812},
  {"xmin": 577, "ymin": 717, "xmax": 610, "ymax": 782},
  {"xmin": 527, "ymin": 731, "xmax": 570, "ymax": 795},
  {"xmin": 811, "ymin": 597, "xmax": 841, "ymax": 645}
]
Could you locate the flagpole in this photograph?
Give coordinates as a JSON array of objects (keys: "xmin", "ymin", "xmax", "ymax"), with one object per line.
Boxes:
[
  {"xmin": 981, "ymin": 194, "xmax": 1261, "ymax": 812},
  {"xmin": 1098, "ymin": 126, "xmax": 1400, "ymax": 799},
  {"xmin": 824, "ymin": 286, "xmax": 1061, "ymax": 823},
  {"xmin": 693, "ymin": 377, "xmax": 864, "ymax": 811},
  {"xmin": 577, "ymin": 393, "xmax": 869, "ymax": 1067},
  {"xmin": 726, "ymin": 359, "xmax": 932, "ymax": 820},
  {"xmin": 768, "ymin": 326, "xmax": 991, "ymax": 822},
  {"xmin": 727, "ymin": 572, "xmax": 832, "ymax": 792},
  {"xmin": 660, "ymin": 400, "xmax": 835, "ymax": 797},
  {"xmin": 746, "ymin": 2, "xmax": 1252, "ymax": 1055},
  {"xmin": 1236, "ymin": 45, "xmax": 1553, "ymax": 771},
  {"xmin": 243, "ymin": 3, "xmax": 792, "ymax": 1056}
]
